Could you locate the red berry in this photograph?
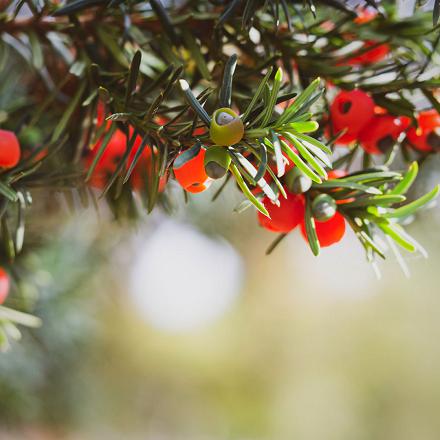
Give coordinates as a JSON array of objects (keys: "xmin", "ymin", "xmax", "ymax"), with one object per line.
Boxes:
[
  {"xmin": 300, "ymin": 211, "xmax": 346, "ymax": 247},
  {"xmin": 354, "ymin": 7, "xmax": 377, "ymax": 24},
  {"xmin": 418, "ymin": 109, "xmax": 440, "ymax": 131},
  {"xmin": 0, "ymin": 267, "xmax": 10, "ymax": 305},
  {"xmin": 359, "ymin": 115, "xmax": 409, "ymax": 155},
  {"xmin": 0, "ymin": 129, "xmax": 21, "ymax": 169},
  {"xmin": 258, "ymin": 192, "xmax": 305, "ymax": 233},
  {"xmin": 347, "ymin": 41, "xmax": 390, "ymax": 65},
  {"xmin": 334, "ymin": 130, "xmax": 358, "ymax": 145},
  {"xmin": 406, "ymin": 110, "xmax": 440, "ymax": 152},
  {"xmin": 330, "ymin": 90, "xmax": 375, "ymax": 140},
  {"xmin": 154, "ymin": 116, "xmax": 168, "ymax": 127},
  {"xmin": 184, "ymin": 179, "xmax": 211, "ymax": 193},
  {"xmin": 192, "ymin": 126, "xmax": 208, "ymax": 137},
  {"xmin": 84, "ymin": 129, "xmax": 127, "ymax": 189},
  {"xmin": 128, "ymin": 133, "xmax": 153, "ymax": 191},
  {"xmin": 84, "ymin": 125, "xmax": 168, "ymax": 192},
  {"xmin": 96, "ymin": 102, "xmax": 111, "ymax": 131},
  {"xmin": 86, "ymin": 109, "xmax": 169, "ymax": 191},
  {"xmin": 173, "ymin": 146, "xmax": 211, "ymax": 193},
  {"xmin": 127, "ymin": 127, "xmax": 168, "ymax": 193},
  {"xmin": 327, "ymin": 169, "xmax": 347, "ymax": 179},
  {"xmin": 324, "ymin": 123, "xmax": 357, "ymax": 145}
]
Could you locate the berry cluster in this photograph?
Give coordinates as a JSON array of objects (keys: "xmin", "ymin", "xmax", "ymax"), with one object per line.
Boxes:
[
  {"xmin": 257, "ymin": 169, "xmax": 346, "ymax": 248},
  {"xmin": 84, "ymin": 104, "xmax": 168, "ymax": 193},
  {"xmin": 329, "ymin": 89, "xmax": 439, "ymax": 155},
  {"xmin": 80, "ymin": 70, "xmax": 438, "ymax": 259},
  {"xmin": 172, "ymin": 108, "xmax": 243, "ymax": 193}
]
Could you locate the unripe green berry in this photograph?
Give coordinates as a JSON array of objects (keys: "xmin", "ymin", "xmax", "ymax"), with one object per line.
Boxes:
[
  {"xmin": 19, "ymin": 126, "xmax": 43, "ymax": 147},
  {"xmin": 285, "ymin": 167, "xmax": 313, "ymax": 194},
  {"xmin": 204, "ymin": 146, "xmax": 231, "ymax": 179},
  {"xmin": 210, "ymin": 108, "xmax": 244, "ymax": 146},
  {"xmin": 311, "ymin": 194, "xmax": 337, "ymax": 222}
]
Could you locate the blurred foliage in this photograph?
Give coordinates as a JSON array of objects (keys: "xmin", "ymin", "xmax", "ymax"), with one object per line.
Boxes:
[
  {"xmin": 0, "ymin": 198, "xmax": 440, "ymax": 438},
  {"xmin": 0, "ymin": 215, "xmax": 104, "ymax": 426},
  {"xmin": 0, "ymin": 1, "xmax": 439, "ymax": 436}
]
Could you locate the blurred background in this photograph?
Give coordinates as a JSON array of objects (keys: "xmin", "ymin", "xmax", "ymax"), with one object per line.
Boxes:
[
  {"xmin": 1, "ymin": 0, "xmax": 440, "ymax": 437},
  {"xmin": 0, "ymin": 154, "xmax": 439, "ymax": 440}
]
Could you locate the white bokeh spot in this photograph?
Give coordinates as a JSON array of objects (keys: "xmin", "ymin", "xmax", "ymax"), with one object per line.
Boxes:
[{"xmin": 129, "ymin": 220, "xmax": 244, "ymax": 332}]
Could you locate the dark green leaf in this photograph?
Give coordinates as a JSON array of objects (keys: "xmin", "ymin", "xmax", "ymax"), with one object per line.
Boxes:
[
  {"xmin": 219, "ymin": 54, "xmax": 237, "ymax": 107},
  {"xmin": 254, "ymin": 141, "xmax": 268, "ymax": 182},
  {"xmin": 1, "ymin": 216, "xmax": 15, "ymax": 260},
  {"xmin": 28, "ymin": 31, "xmax": 43, "ymax": 69},
  {"xmin": 217, "ymin": 0, "xmax": 242, "ymax": 26},
  {"xmin": 124, "ymin": 50, "xmax": 142, "ymax": 108},
  {"xmin": 53, "ymin": 0, "xmax": 107, "ymax": 16},
  {"xmin": 0, "ymin": 182, "xmax": 18, "ymax": 202},
  {"xmin": 182, "ymin": 30, "xmax": 211, "ymax": 80},
  {"xmin": 344, "ymin": 171, "xmax": 401, "ymax": 183},
  {"xmin": 85, "ymin": 123, "xmax": 117, "ymax": 181},
  {"xmin": 343, "ymin": 194, "xmax": 406, "ymax": 208},
  {"xmin": 179, "ymin": 80, "xmax": 211, "ymax": 126},
  {"xmin": 96, "ymin": 26, "xmax": 128, "ymax": 67},
  {"xmin": 51, "ymin": 81, "xmax": 86, "ymax": 142},
  {"xmin": 260, "ymin": 67, "xmax": 283, "ymax": 127},
  {"xmin": 314, "ymin": 180, "xmax": 382, "ymax": 195},
  {"xmin": 434, "ymin": 0, "xmax": 440, "ymax": 26},
  {"xmin": 149, "ymin": 0, "xmax": 180, "ymax": 45},
  {"xmin": 242, "ymin": 0, "xmax": 258, "ymax": 28},
  {"xmin": 212, "ymin": 173, "xmax": 231, "ymax": 202},
  {"xmin": 100, "ymin": 129, "xmax": 140, "ymax": 198},
  {"xmin": 265, "ymin": 233, "xmax": 288, "ymax": 255},
  {"xmin": 242, "ymin": 67, "xmax": 274, "ymax": 122}
]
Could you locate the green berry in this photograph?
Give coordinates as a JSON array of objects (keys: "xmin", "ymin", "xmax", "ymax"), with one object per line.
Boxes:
[
  {"xmin": 204, "ymin": 146, "xmax": 231, "ymax": 179},
  {"xmin": 210, "ymin": 108, "xmax": 244, "ymax": 146},
  {"xmin": 19, "ymin": 126, "xmax": 43, "ymax": 147},
  {"xmin": 311, "ymin": 194, "xmax": 337, "ymax": 222},
  {"xmin": 285, "ymin": 167, "xmax": 312, "ymax": 194}
]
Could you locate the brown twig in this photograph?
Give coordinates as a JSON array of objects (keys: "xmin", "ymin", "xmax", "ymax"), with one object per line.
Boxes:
[{"xmin": 0, "ymin": 12, "xmax": 215, "ymax": 37}]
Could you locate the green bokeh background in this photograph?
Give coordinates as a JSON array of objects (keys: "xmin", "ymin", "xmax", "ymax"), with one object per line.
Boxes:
[{"xmin": 1, "ymin": 155, "xmax": 439, "ymax": 439}]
